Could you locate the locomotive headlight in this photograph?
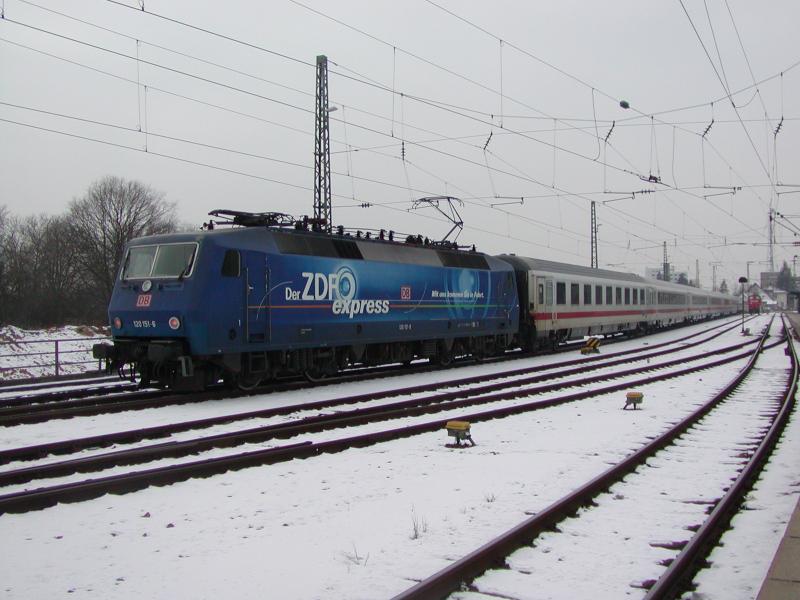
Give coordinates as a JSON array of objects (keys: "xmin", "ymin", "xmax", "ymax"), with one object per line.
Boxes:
[
  {"xmin": 113, "ymin": 317, "xmax": 123, "ymax": 329},
  {"xmin": 168, "ymin": 316, "xmax": 181, "ymax": 330},
  {"xmin": 141, "ymin": 280, "xmax": 152, "ymax": 293}
]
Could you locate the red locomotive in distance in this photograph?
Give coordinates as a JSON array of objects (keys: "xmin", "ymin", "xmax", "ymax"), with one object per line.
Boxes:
[{"xmin": 748, "ymin": 293, "xmax": 762, "ymax": 314}]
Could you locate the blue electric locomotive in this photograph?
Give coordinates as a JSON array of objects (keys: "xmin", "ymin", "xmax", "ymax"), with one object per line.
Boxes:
[{"xmin": 94, "ymin": 211, "xmax": 519, "ymax": 389}]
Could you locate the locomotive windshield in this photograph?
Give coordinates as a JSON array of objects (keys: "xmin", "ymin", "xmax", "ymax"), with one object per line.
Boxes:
[{"xmin": 122, "ymin": 243, "xmax": 198, "ymax": 279}]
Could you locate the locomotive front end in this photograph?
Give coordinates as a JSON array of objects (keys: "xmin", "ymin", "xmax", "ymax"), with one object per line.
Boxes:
[{"xmin": 93, "ymin": 236, "xmax": 206, "ymax": 389}]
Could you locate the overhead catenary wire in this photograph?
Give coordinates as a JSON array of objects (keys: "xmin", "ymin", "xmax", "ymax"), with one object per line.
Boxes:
[
  {"xmin": 0, "ymin": 31, "xmax": 740, "ymax": 262},
  {"xmin": 3, "ymin": 4, "xmax": 784, "ymax": 270},
  {"xmin": 420, "ymin": 0, "xmax": 782, "ymax": 213},
  {"xmin": 90, "ymin": 1, "xmax": 780, "ymax": 234},
  {"xmin": 0, "ymin": 18, "xmax": 645, "ymax": 199},
  {"xmin": 678, "ymin": 0, "xmax": 774, "ymax": 186}
]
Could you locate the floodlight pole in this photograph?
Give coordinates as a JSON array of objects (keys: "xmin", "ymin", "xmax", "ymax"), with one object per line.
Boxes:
[{"xmin": 590, "ymin": 201, "xmax": 598, "ymax": 268}]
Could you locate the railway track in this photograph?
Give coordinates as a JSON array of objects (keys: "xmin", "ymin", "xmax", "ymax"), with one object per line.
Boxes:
[
  {"xmin": 0, "ymin": 317, "xmax": 775, "ymax": 514},
  {"xmin": 0, "ymin": 371, "xmax": 113, "ymax": 392},
  {"xmin": 0, "ymin": 316, "xmax": 757, "ymax": 461},
  {"xmin": 0, "ymin": 378, "xmax": 135, "ymax": 406},
  {"xmin": 0, "ymin": 316, "xmax": 751, "ymax": 427},
  {"xmin": 390, "ymin": 315, "xmax": 794, "ymax": 599}
]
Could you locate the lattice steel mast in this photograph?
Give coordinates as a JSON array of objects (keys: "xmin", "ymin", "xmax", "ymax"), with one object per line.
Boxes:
[{"xmin": 314, "ymin": 55, "xmax": 332, "ymax": 233}]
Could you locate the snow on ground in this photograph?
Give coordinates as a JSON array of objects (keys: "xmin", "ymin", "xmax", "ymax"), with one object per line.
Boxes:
[
  {"xmin": 0, "ymin": 321, "xmax": 761, "ymax": 494},
  {"xmin": 0, "ymin": 316, "xmax": 745, "ymax": 452},
  {"xmin": 686, "ymin": 331, "xmax": 800, "ymax": 600},
  {"xmin": 0, "ymin": 315, "xmax": 797, "ymax": 599},
  {"xmin": 0, "ymin": 325, "xmax": 109, "ymax": 380},
  {"xmin": 453, "ymin": 338, "xmax": 792, "ymax": 600}
]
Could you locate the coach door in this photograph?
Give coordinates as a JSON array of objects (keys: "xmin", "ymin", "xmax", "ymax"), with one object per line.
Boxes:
[
  {"xmin": 534, "ymin": 275, "xmax": 556, "ymax": 333},
  {"xmin": 244, "ymin": 251, "xmax": 269, "ymax": 343}
]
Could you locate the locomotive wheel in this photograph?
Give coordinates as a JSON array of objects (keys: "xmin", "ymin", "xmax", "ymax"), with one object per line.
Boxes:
[
  {"xmin": 437, "ymin": 346, "xmax": 453, "ymax": 367},
  {"xmin": 303, "ymin": 369, "xmax": 328, "ymax": 383},
  {"xmin": 236, "ymin": 373, "xmax": 262, "ymax": 391}
]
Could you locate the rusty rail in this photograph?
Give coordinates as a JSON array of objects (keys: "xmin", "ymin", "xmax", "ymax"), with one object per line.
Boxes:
[{"xmin": 391, "ymin": 317, "xmax": 778, "ymax": 600}]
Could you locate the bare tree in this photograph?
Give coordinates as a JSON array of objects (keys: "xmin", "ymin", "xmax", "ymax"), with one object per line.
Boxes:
[
  {"xmin": 68, "ymin": 176, "xmax": 177, "ymax": 320},
  {"xmin": 0, "ymin": 206, "xmax": 10, "ymax": 324},
  {"xmin": 0, "ymin": 214, "xmax": 85, "ymax": 326}
]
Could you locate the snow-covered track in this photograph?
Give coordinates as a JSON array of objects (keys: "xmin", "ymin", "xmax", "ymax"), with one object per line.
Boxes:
[
  {"xmin": 0, "ymin": 372, "xmax": 113, "ymax": 392},
  {"xmin": 392, "ymin": 316, "xmax": 791, "ymax": 600},
  {"xmin": 0, "ymin": 320, "xmax": 759, "ymax": 471},
  {"xmin": 0, "ymin": 316, "xmax": 745, "ymax": 427},
  {"xmin": 0, "ymin": 319, "xmax": 776, "ymax": 514},
  {"xmin": 0, "ymin": 381, "xmax": 138, "ymax": 409}
]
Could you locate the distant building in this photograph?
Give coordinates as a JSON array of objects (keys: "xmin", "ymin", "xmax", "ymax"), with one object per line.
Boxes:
[
  {"xmin": 644, "ymin": 266, "xmax": 686, "ymax": 284},
  {"xmin": 760, "ymin": 272, "xmax": 778, "ymax": 289}
]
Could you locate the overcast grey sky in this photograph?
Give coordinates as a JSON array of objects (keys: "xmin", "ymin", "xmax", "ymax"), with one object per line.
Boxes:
[{"xmin": 1, "ymin": 0, "xmax": 798, "ymax": 288}]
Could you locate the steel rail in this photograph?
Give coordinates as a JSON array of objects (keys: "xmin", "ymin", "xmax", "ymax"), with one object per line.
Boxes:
[
  {"xmin": 0, "ymin": 324, "xmax": 776, "ymax": 514},
  {"xmin": 0, "ymin": 373, "xmax": 117, "ymax": 392},
  {"xmin": 0, "ymin": 336, "xmax": 764, "ymax": 487},
  {"xmin": 0, "ymin": 317, "xmax": 756, "ymax": 458},
  {"xmin": 643, "ymin": 315, "xmax": 798, "ymax": 599},
  {"xmin": 0, "ymin": 333, "xmax": 760, "ymax": 472},
  {"xmin": 0, "ymin": 316, "xmax": 746, "ymax": 426},
  {"xmin": 0, "ymin": 381, "xmax": 137, "ymax": 408},
  {"xmin": 391, "ymin": 317, "xmax": 777, "ymax": 600}
]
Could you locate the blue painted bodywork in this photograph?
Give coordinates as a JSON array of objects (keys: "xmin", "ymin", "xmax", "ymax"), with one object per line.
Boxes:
[{"xmin": 107, "ymin": 227, "xmax": 519, "ymax": 359}]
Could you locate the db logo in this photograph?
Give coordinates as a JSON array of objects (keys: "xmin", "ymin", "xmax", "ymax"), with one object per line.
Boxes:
[
  {"xmin": 400, "ymin": 286, "xmax": 411, "ymax": 300},
  {"xmin": 136, "ymin": 294, "xmax": 152, "ymax": 307}
]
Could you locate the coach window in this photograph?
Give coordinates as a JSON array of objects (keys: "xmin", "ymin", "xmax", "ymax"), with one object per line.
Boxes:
[
  {"xmin": 624, "ymin": 288, "xmax": 630, "ymax": 304},
  {"xmin": 221, "ymin": 250, "xmax": 240, "ymax": 277},
  {"xmin": 606, "ymin": 285, "xmax": 613, "ymax": 305},
  {"xmin": 595, "ymin": 285, "xmax": 602, "ymax": 305},
  {"xmin": 570, "ymin": 283, "xmax": 580, "ymax": 305},
  {"xmin": 556, "ymin": 282, "xmax": 566, "ymax": 305},
  {"xmin": 616, "ymin": 287, "xmax": 622, "ymax": 305},
  {"xmin": 632, "ymin": 289, "xmax": 638, "ymax": 305},
  {"xmin": 584, "ymin": 284, "xmax": 592, "ymax": 305}
]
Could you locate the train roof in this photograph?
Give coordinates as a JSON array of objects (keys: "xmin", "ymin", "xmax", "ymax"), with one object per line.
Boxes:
[
  {"xmin": 125, "ymin": 225, "xmax": 512, "ymax": 271},
  {"xmin": 497, "ymin": 255, "xmax": 645, "ymax": 284},
  {"xmin": 497, "ymin": 254, "xmax": 733, "ymax": 299}
]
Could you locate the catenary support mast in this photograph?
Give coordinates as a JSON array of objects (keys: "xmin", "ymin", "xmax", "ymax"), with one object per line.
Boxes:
[{"xmin": 314, "ymin": 55, "xmax": 332, "ymax": 233}]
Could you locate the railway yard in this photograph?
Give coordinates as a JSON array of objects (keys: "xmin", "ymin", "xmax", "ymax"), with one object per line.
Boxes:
[{"xmin": 0, "ymin": 313, "xmax": 797, "ymax": 599}]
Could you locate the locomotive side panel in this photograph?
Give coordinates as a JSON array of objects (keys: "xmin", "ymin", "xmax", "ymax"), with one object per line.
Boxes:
[{"xmin": 268, "ymin": 256, "xmax": 514, "ymax": 346}]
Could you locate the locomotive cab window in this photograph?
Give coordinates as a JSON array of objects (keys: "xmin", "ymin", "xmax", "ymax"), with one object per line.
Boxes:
[
  {"xmin": 122, "ymin": 243, "xmax": 198, "ymax": 280},
  {"xmin": 221, "ymin": 250, "xmax": 240, "ymax": 277},
  {"xmin": 123, "ymin": 245, "xmax": 157, "ymax": 279}
]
